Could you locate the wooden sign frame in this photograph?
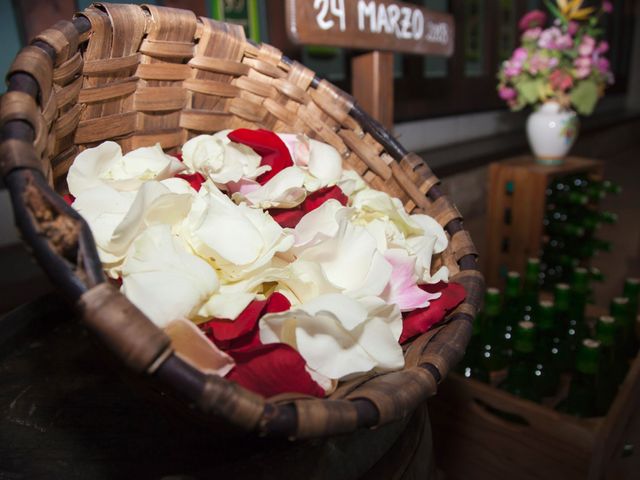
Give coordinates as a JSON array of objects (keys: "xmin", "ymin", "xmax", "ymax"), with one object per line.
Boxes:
[{"xmin": 285, "ymin": 0, "xmax": 454, "ymax": 56}]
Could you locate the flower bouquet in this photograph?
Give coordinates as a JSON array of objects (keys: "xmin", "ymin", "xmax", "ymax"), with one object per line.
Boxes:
[
  {"xmin": 65, "ymin": 129, "xmax": 465, "ymax": 398},
  {"xmin": 497, "ymin": 0, "xmax": 614, "ymax": 161}
]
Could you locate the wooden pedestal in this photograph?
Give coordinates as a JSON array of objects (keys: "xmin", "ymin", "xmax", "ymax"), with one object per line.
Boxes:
[
  {"xmin": 430, "ymin": 350, "xmax": 640, "ymax": 480},
  {"xmin": 484, "ymin": 155, "xmax": 604, "ymax": 288}
]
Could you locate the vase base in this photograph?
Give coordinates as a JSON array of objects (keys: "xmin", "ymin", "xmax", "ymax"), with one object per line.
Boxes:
[{"xmin": 534, "ymin": 156, "xmax": 565, "ymax": 166}]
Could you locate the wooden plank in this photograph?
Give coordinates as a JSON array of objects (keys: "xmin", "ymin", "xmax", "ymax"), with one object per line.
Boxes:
[
  {"xmin": 484, "ymin": 155, "xmax": 604, "ymax": 288},
  {"xmin": 431, "ymin": 349, "xmax": 640, "ymax": 480},
  {"xmin": 13, "ymin": 0, "xmax": 76, "ymax": 44},
  {"xmin": 285, "ymin": 0, "xmax": 454, "ymax": 56},
  {"xmin": 351, "ymin": 51, "xmax": 393, "ymax": 130}
]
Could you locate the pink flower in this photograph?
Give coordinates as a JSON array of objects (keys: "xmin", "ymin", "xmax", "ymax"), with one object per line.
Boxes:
[
  {"xmin": 596, "ymin": 57, "xmax": 611, "ymax": 75},
  {"xmin": 567, "ymin": 21, "xmax": 579, "ymax": 36},
  {"xmin": 549, "ymin": 69, "xmax": 574, "ymax": 91},
  {"xmin": 503, "ymin": 61, "xmax": 522, "ymax": 77},
  {"xmin": 499, "ymin": 86, "xmax": 517, "ymax": 101},
  {"xmin": 538, "ymin": 27, "xmax": 573, "ymax": 50},
  {"xmin": 602, "ymin": 1, "xmax": 613, "ymax": 13},
  {"xmin": 556, "ymin": 34, "xmax": 574, "ymax": 50},
  {"xmin": 518, "ymin": 10, "xmax": 547, "ymax": 31},
  {"xmin": 574, "ymin": 57, "xmax": 593, "ymax": 78},
  {"xmin": 522, "ymin": 27, "xmax": 542, "ymax": 41},
  {"xmin": 529, "ymin": 54, "xmax": 550, "ymax": 74},
  {"xmin": 502, "ymin": 47, "xmax": 528, "ymax": 77},
  {"xmin": 579, "ymin": 35, "xmax": 596, "ymax": 57},
  {"xmin": 512, "ymin": 47, "xmax": 529, "ymax": 62},
  {"xmin": 597, "ymin": 40, "xmax": 609, "ymax": 54}
]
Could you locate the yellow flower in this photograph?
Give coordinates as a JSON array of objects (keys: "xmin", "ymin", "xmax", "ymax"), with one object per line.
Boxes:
[{"xmin": 557, "ymin": 0, "xmax": 595, "ymax": 21}]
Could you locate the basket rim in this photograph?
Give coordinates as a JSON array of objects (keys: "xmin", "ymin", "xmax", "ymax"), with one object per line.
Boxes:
[{"xmin": 0, "ymin": 3, "xmax": 484, "ymax": 440}]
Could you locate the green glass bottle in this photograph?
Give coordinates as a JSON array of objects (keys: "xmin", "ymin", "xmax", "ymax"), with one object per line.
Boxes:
[
  {"xmin": 611, "ymin": 297, "xmax": 634, "ymax": 360},
  {"xmin": 568, "ymin": 267, "xmax": 589, "ymax": 348},
  {"xmin": 502, "ymin": 271, "xmax": 522, "ymax": 347},
  {"xmin": 597, "ymin": 210, "xmax": 618, "ymax": 225},
  {"xmin": 595, "ymin": 315, "xmax": 625, "ymax": 415},
  {"xmin": 557, "ymin": 339, "xmax": 601, "ymax": 417},
  {"xmin": 521, "ymin": 258, "xmax": 540, "ymax": 322},
  {"xmin": 544, "ymin": 221, "xmax": 586, "ymax": 239},
  {"xmin": 554, "ymin": 283, "xmax": 573, "ymax": 371},
  {"xmin": 600, "ymin": 179, "xmax": 622, "ymax": 195},
  {"xmin": 546, "ymin": 179, "xmax": 589, "ymax": 206},
  {"xmin": 480, "ymin": 288, "xmax": 509, "ymax": 374},
  {"xmin": 459, "ymin": 311, "xmax": 490, "ymax": 383},
  {"xmin": 589, "ymin": 267, "xmax": 605, "ymax": 283},
  {"xmin": 534, "ymin": 300, "xmax": 560, "ymax": 397},
  {"xmin": 501, "ymin": 321, "xmax": 542, "ymax": 402},
  {"xmin": 571, "ymin": 176, "xmax": 620, "ymax": 201}
]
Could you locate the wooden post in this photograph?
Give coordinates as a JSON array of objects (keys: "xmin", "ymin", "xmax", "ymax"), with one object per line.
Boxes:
[
  {"xmin": 285, "ymin": 0, "xmax": 455, "ymax": 128},
  {"xmin": 352, "ymin": 51, "xmax": 394, "ymax": 130}
]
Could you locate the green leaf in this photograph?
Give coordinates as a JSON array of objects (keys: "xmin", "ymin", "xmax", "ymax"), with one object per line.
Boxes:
[
  {"xmin": 571, "ymin": 80, "xmax": 599, "ymax": 115},
  {"xmin": 517, "ymin": 79, "xmax": 542, "ymax": 105},
  {"xmin": 544, "ymin": 0, "xmax": 567, "ymax": 24}
]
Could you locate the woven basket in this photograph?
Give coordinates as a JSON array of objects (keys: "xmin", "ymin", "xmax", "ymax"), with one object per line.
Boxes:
[{"xmin": 0, "ymin": 3, "xmax": 484, "ymax": 439}]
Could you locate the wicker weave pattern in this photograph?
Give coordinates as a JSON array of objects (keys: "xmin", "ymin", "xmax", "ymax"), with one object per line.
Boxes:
[{"xmin": 1, "ymin": 3, "xmax": 484, "ymax": 439}]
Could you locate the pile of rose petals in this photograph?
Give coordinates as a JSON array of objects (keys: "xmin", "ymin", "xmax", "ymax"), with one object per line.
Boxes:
[{"xmin": 66, "ymin": 129, "xmax": 465, "ymax": 397}]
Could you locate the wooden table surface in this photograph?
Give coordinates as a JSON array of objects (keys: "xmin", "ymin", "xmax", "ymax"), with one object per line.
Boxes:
[{"xmin": 0, "ymin": 294, "xmax": 434, "ymax": 480}]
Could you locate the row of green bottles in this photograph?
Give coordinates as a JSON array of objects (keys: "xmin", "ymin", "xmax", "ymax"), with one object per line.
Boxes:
[
  {"xmin": 541, "ymin": 173, "xmax": 620, "ymax": 287},
  {"xmin": 546, "ymin": 176, "xmax": 621, "ymax": 208},
  {"xmin": 462, "ymin": 259, "xmax": 639, "ymax": 417}
]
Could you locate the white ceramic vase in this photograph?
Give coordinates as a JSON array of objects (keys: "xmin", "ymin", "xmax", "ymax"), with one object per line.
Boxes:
[{"xmin": 526, "ymin": 101, "xmax": 579, "ymax": 165}]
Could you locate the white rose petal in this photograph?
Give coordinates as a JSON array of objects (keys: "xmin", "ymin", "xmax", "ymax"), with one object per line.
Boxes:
[
  {"xmin": 72, "ymin": 185, "xmax": 136, "ymax": 259},
  {"xmin": 122, "ymin": 224, "xmax": 219, "ymax": 328},
  {"xmin": 351, "ymin": 188, "xmax": 422, "ymax": 237},
  {"xmin": 235, "ymin": 166, "xmax": 307, "ymax": 209},
  {"xmin": 67, "ymin": 141, "xmax": 122, "ymax": 196},
  {"xmin": 337, "ymin": 169, "xmax": 367, "ymax": 197},
  {"xmin": 186, "ymin": 183, "xmax": 294, "ymax": 280},
  {"xmin": 67, "ymin": 142, "xmax": 185, "ymax": 196},
  {"xmin": 182, "ymin": 132, "xmax": 269, "ymax": 186},
  {"xmin": 292, "ymin": 199, "xmax": 346, "ymax": 249},
  {"xmin": 295, "ymin": 216, "xmax": 392, "ymax": 298},
  {"xmin": 277, "ymin": 133, "xmax": 310, "ymax": 167},
  {"xmin": 259, "ymin": 293, "xmax": 404, "ymax": 379},
  {"xmin": 307, "ymin": 138, "xmax": 343, "ymax": 186},
  {"xmin": 406, "ymin": 213, "xmax": 449, "ymax": 283},
  {"xmin": 115, "ymin": 143, "xmax": 185, "ymax": 182},
  {"xmin": 197, "ymin": 291, "xmax": 258, "ymax": 320},
  {"xmin": 72, "ymin": 180, "xmax": 193, "ymax": 271}
]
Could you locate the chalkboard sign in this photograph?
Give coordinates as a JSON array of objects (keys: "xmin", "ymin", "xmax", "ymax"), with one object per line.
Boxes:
[{"xmin": 286, "ymin": 0, "xmax": 454, "ymax": 56}]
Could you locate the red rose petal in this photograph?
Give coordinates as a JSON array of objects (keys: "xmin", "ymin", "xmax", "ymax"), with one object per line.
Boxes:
[
  {"xmin": 227, "ymin": 129, "xmax": 293, "ymax": 185},
  {"xmin": 303, "ymin": 186, "xmax": 348, "ymax": 211},
  {"xmin": 267, "ymin": 186, "xmax": 349, "ymax": 229},
  {"xmin": 227, "ymin": 343, "xmax": 325, "ymax": 398},
  {"xmin": 63, "ymin": 193, "xmax": 75, "ymax": 206},
  {"xmin": 264, "ymin": 292, "xmax": 292, "ymax": 314},
  {"xmin": 176, "ymin": 172, "xmax": 206, "ymax": 192},
  {"xmin": 268, "ymin": 208, "xmax": 306, "ymax": 228},
  {"xmin": 172, "ymin": 153, "xmax": 183, "ymax": 162},
  {"xmin": 199, "ymin": 293, "xmax": 291, "ymax": 351},
  {"xmin": 399, "ymin": 282, "xmax": 466, "ymax": 344}
]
